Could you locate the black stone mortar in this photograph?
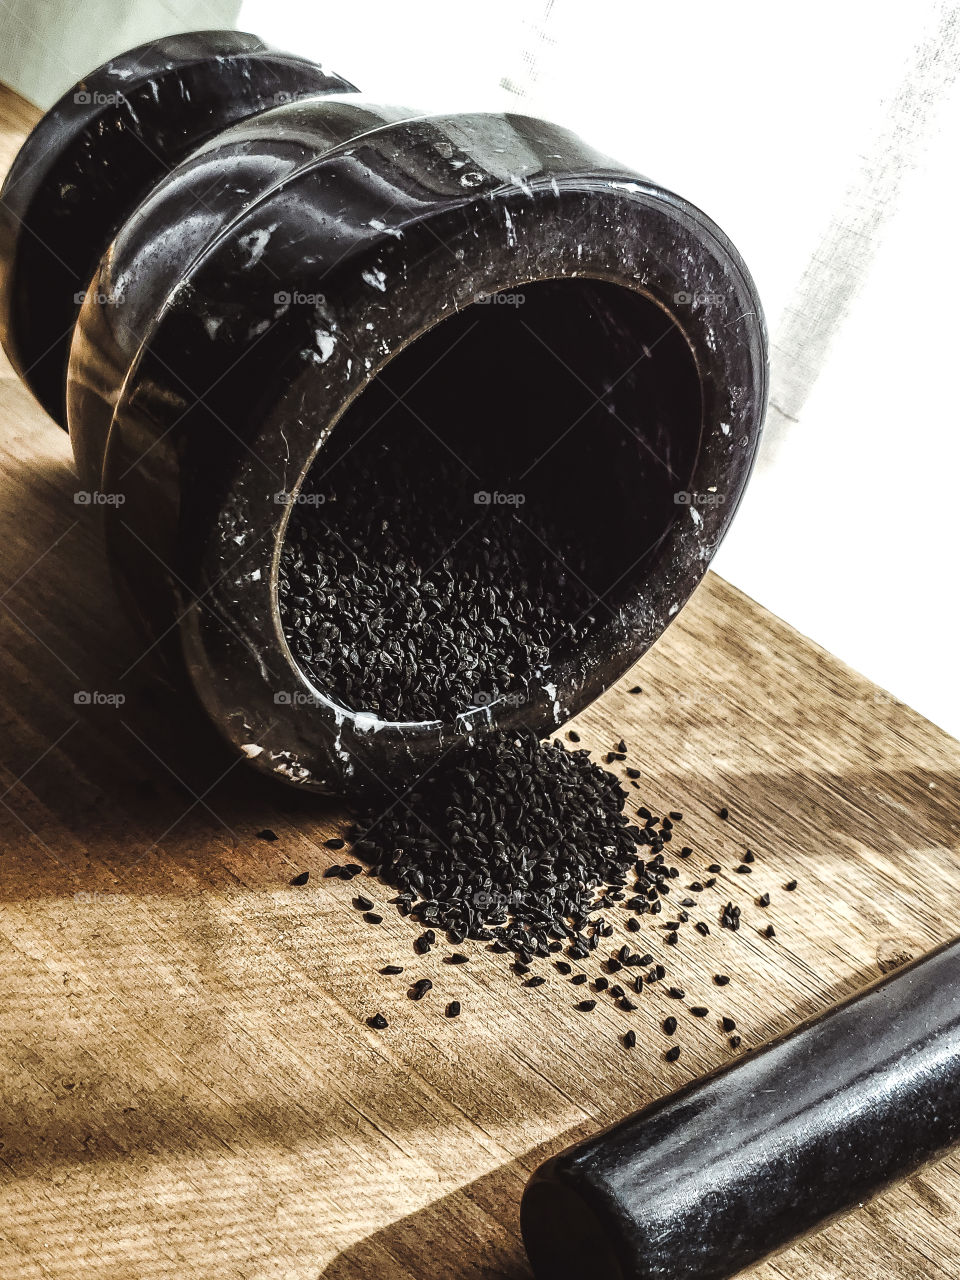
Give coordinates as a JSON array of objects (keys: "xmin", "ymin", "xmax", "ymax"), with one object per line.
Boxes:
[{"xmin": 0, "ymin": 30, "xmax": 768, "ymax": 796}]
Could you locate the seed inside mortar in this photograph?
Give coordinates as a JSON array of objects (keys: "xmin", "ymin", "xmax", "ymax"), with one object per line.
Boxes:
[{"xmin": 277, "ymin": 411, "xmax": 612, "ymax": 721}]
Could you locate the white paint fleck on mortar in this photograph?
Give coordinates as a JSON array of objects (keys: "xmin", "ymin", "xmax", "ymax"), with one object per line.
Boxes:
[
  {"xmin": 238, "ymin": 224, "xmax": 277, "ymax": 268},
  {"xmin": 361, "ymin": 267, "xmax": 387, "ymax": 291},
  {"xmin": 315, "ymin": 329, "xmax": 337, "ymax": 362}
]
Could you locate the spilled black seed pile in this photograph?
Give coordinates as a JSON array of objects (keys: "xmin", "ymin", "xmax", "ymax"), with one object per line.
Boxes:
[
  {"xmin": 354, "ymin": 729, "xmax": 647, "ymax": 949},
  {"xmin": 287, "ymin": 722, "xmax": 802, "ymax": 1060},
  {"xmin": 278, "ymin": 440, "xmax": 597, "ymax": 722}
]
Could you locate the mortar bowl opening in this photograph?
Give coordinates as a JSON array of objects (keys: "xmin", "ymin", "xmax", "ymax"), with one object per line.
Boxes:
[{"xmin": 277, "ymin": 277, "xmax": 701, "ymax": 730}]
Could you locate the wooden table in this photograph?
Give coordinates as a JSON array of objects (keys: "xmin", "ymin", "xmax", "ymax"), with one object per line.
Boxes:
[{"xmin": 1, "ymin": 82, "xmax": 959, "ymax": 1280}]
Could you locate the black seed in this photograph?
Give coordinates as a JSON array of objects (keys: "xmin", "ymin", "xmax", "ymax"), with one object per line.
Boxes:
[
  {"xmin": 668, "ymin": 987, "xmax": 685, "ymax": 999},
  {"xmin": 577, "ymin": 1000, "xmax": 597, "ymax": 1012},
  {"xmin": 525, "ymin": 975, "xmax": 546, "ymax": 988},
  {"xmin": 720, "ymin": 902, "xmax": 740, "ymax": 932},
  {"xmin": 363, "ymin": 912, "xmax": 383, "ymax": 924},
  {"xmin": 342, "ymin": 730, "xmax": 753, "ymax": 1011},
  {"xmin": 663, "ymin": 1016, "xmax": 677, "ymax": 1035},
  {"xmin": 571, "ymin": 973, "xmax": 588, "ymax": 985},
  {"xmin": 721, "ymin": 1016, "xmax": 737, "ymax": 1032},
  {"xmin": 568, "ymin": 730, "xmax": 580, "ymax": 742},
  {"xmin": 695, "ymin": 921, "xmax": 710, "ymax": 937},
  {"xmin": 594, "ymin": 977, "xmax": 609, "ymax": 992},
  {"xmin": 743, "ymin": 849, "xmax": 755, "ymax": 863},
  {"xmin": 759, "ymin": 893, "xmax": 771, "ymax": 907},
  {"xmin": 609, "ymin": 984, "xmax": 625, "ymax": 999},
  {"xmin": 629, "ymin": 685, "xmax": 642, "ymax": 694},
  {"xmin": 764, "ymin": 924, "xmax": 777, "ymax": 938},
  {"xmin": 290, "ymin": 871, "xmax": 309, "ymax": 886},
  {"xmin": 729, "ymin": 1034, "xmax": 741, "ymax": 1049},
  {"xmin": 354, "ymin": 895, "xmax": 374, "ymax": 911},
  {"xmin": 380, "ymin": 965, "xmax": 404, "ymax": 975},
  {"xmin": 367, "ymin": 1013, "xmax": 388, "ymax": 1030},
  {"xmin": 623, "ymin": 1029, "xmax": 637, "ymax": 1049},
  {"xmin": 714, "ymin": 974, "xmax": 730, "ymax": 986},
  {"xmin": 690, "ymin": 1006, "xmax": 709, "ymax": 1018},
  {"xmin": 323, "ymin": 865, "xmax": 343, "ymax": 878},
  {"xmin": 555, "ymin": 961, "xmax": 572, "ymax": 975},
  {"xmin": 785, "ymin": 879, "xmax": 798, "ymax": 891},
  {"xmin": 665, "ymin": 1045, "xmax": 681, "ymax": 1062},
  {"xmin": 257, "ymin": 829, "xmax": 278, "ymax": 842},
  {"xmin": 719, "ymin": 807, "xmax": 729, "ymax": 820},
  {"xmin": 669, "ymin": 812, "xmax": 683, "ymax": 821},
  {"xmin": 707, "ymin": 864, "xmax": 722, "ymax": 874},
  {"xmin": 325, "ymin": 837, "xmax": 346, "ymax": 850},
  {"xmin": 409, "ymin": 979, "xmax": 433, "ymax": 1000},
  {"xmin": 446, "ymin": 1001, "xmax": 461, "ymax": 1018},
  {"xmin": 626, "ymin": 767, "xmax": 641, "ymax": 779},
  {"xmin": 736, "ymin": 864, "xmax": 752, "ymax": 875}
]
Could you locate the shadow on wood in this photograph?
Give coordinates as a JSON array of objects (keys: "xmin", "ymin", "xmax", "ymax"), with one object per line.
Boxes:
[{"xmin": 318, "ymin": 1151, "xmax": 540, "ymax": 1280}]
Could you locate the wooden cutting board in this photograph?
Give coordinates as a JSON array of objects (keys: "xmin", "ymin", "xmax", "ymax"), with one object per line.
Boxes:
[{"xmin": 1, "ymin": 82, "xmax": 959, "ymax": 1280}]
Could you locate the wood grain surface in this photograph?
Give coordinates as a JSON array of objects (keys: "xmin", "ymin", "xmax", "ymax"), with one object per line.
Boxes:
[{"xmin": 1, "ymin": 82, "xmax": 959, "ymax": 1280}]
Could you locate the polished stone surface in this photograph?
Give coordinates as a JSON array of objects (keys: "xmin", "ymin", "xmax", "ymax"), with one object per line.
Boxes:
[
  {"xmin": 0, "ymin": 33, "xmax": 767, "ymax": 795},
  {"xmin": 522, "ymin": 937, "xmax": 960, "ymax": 1280},
  {"xmin": 0, "ymin": 30, "xmax": 354, "ymax": 425}
]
